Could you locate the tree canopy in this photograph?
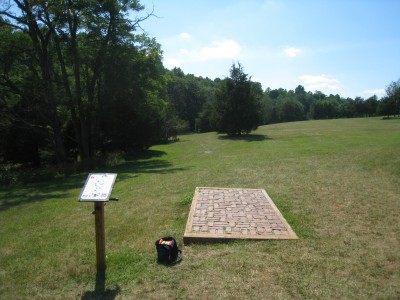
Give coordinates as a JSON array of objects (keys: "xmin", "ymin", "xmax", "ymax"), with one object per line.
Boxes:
[
  {"xmin": 212, "ymin": 63, "xmax": 262, "ymax": 136},
  {"xmin": 0, "ymin": 0, "xmax": 168, "ymax": 167}
]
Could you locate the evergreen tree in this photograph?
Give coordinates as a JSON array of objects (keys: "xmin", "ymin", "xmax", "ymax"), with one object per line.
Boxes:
[{"xmin": 213, "ymin": 63, "xmax": 262, "ymax": 136}]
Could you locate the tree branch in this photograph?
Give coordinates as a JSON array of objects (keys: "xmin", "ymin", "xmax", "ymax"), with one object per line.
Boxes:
[{"xmin": 128, "ymin": 4, "xmax": 158, "ymax": 33}]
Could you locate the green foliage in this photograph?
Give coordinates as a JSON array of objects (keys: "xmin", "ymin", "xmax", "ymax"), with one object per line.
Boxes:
[
  {"xmin": 0, "ymin": 0, "xmax": 169, "ymax": 167},
  {"xmin": 167, "ymin": 68, "xmax": 218, "ymax": 132},
  {"xmin": 310, "ymin": 98, "xmax": 340, "ymax": 119},
  {"xmin": 386, "ymin": 78, "xmax": 400, "ymax": 102},
  {"xmin": 263, "ymin": 86, "xmax": 396, "ymax": 122},
  {"xmin": 213, "ymin": 63, "xmax": 262, "ymax": 136},
  {"xmin": 377, "ymin": 97, "xmax": 397, "ymax": 118},
  {"xmin": 98, "ymin": 37, "xmax": 168, "ymax": 150},
  {"xmin": 275, "ymin": 96, "xmax": 305, "ymax": 122},
  {"xmin": 364, "ymin": 95, "xmax": 379, "ymax": 116},
  {"xmin": 0, "ymin": 164, "xmax": 19, "ymax": 186},
  {"xmin": 381, "ymin": 78, "xmax": 400, "ymax": 117}
]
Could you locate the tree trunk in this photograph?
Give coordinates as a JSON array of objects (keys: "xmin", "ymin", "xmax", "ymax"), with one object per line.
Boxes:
[
  {"xmin": 24, "ymin": 5, "xmax": 67, "ymax": 165},
  {"xmin": 66, "ymin": 3, "xmax": 92, "ymax": 167},
  {"xmin": 52, "ymin": 31, "xmax": 84, "ymax": 163}
]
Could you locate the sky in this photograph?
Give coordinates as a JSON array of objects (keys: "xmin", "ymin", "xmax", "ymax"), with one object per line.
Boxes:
[{"xmin": 137, "ymin": 0, "xmax": 400, "ymax": 99}]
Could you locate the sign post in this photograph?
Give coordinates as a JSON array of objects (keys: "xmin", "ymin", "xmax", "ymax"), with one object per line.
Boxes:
[
  {"xmin": 78, "ymin": 173, "xmax": 118, "ymax": 273},
  {"xmin": 94, "ymin": 202, "xmax": 106, "ymax": 272}
]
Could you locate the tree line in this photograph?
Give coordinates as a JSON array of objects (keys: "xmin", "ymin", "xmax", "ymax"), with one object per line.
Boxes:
[
  {"xmin": 1, "ymin": 1, "xmax": 399, "ymax": 170},
  {"xmin": 170, "ymin": 67, "xmax": 400, "ymax": 131}
]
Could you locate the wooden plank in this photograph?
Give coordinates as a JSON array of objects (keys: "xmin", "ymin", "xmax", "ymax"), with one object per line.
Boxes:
[{"xmin": 94, "ymin": 202, "xmax": 106, "ymax": 272}]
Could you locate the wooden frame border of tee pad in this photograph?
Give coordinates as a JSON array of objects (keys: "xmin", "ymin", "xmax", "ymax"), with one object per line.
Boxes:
[{"xmin": 183, "ymin": 187, "xmax": 298, "ymax": 244}]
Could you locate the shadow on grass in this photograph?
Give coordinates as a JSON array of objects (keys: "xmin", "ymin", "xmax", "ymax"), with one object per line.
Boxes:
[
  {"xmin": 0, "ymin": 175, "xmax": 86, "ymax": 212},
  {"xmin": 0, "ymin": 149, "xmax": 187, "ymax": 211},
  {"xmin": 107, "ymin": 150, "xmax": 188, "ymax": 181},
  {"xmin": 381, "ymin": 116, "xmax": 400, "ymax": 120},
  {"xmin": 218, "ymin": 134, "xmax": 271, "ymax": 142},
  {"xmin": 123, "ymin": 149, "xmax": 166, "ymax": 160},
  {"xmin": 81, "ymin": 271, "xmax": 120, "ymax": 300}
]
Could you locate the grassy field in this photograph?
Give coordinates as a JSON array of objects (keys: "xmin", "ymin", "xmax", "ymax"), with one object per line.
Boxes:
[{"xmin": 0, "ymin": 117, "xmax": 399, "ymax": 299}]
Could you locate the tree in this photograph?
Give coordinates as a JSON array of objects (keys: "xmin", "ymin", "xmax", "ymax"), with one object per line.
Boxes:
[
  {"xmin": 310, "ymin": 98, "xmax": 339, "ymax": 119},
  {"xmin": 166, "ymin": 69, "xmax": 217, "ymax": 132},
  {"xmin": 340, "ymin": 98, "xmax": 356, "ymax": 118},
  {"xmin": 294, "ymin": 85, "xmax": 312, "ymax": 116},
  {"xmin": 377, "ymin": 97, "xmax": 397, "ymax": 118},
  {"xmin": 1, "ymin": 2, "xmax": 69, "ymax": 165},
  {"xmin": 167, "ymin": 73, "xmax": 204, "ymax": 131},
  {"xmin": 385, "ymin": 78, "xmax": 400, "ymax": 116},
  {"xmin": 212, "ymin": 63, "xmax": 262, "ymax": 136},
  {"xmin": 275, "ymin": 96, "xmax": 305, "ymax": 122},
  {"xmin": 1, "ymin": 0, "xmax": 164, "ymax": 167},
  {"xmin": 354, "ymin": 96, "xmax": 366, "ymax": 117},
  {"xmin": 96, "ymin": 35, "xmax": 168, "ymax": 151},
  {"xmin": 364, "ymin": 95, "xmax": 378, "ymax": 117},
  {"xmin": 260, "ymin": 92, "xmax": 274, "ymax": 124}
]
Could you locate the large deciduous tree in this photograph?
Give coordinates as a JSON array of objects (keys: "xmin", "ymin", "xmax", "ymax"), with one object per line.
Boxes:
[
  {"xmin": 1, "ymin": 0, "xmax": 166, "ymax": 167},
  {"xmin": 213, "ymin": 63, "xmax": 262, "ymax": 136}
]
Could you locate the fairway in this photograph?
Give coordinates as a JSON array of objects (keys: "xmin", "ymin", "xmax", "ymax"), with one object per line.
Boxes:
[{"xmin": 0, "ymin": 118, "xmax": 399, "ymax": 299}]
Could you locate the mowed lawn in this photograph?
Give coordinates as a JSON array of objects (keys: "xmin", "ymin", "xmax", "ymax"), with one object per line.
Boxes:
[{"xmin": 0, "ymin": 117, "xmax": 399, "ymax": 299}]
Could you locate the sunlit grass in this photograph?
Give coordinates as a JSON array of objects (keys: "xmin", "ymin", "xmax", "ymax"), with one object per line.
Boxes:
[{"xmin": 0, "ymin": 117, "xmax": 399, "ymax": 299}]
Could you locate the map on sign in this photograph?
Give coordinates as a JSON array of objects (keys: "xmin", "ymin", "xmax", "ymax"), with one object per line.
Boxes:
[{"xmin": 78, "ymin": 173, "xmax": 117, "ymax": 202}]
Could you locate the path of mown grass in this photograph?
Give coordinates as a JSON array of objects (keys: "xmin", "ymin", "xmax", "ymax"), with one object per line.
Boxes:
[{"xmin": 1, "ymin": 117, "xmax": 399, "ymax": 299}]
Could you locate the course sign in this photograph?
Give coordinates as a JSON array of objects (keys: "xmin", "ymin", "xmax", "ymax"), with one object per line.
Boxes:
[{"xmin": 78, "ymin": 173, "xmax": 117, "ymax": 202}]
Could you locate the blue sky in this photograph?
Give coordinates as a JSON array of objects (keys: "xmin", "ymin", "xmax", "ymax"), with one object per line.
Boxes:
[{"xmin": 139, "ymin": 0, "xmax": 400, "ymax": 99}]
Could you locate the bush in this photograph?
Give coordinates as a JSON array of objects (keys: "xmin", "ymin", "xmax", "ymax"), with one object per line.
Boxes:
[{"xmin": 0, "ymin": 164, "xmax": 20, "ymax": 186}]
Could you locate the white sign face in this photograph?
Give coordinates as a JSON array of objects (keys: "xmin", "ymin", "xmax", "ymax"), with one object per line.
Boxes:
[{"xmin": 78, "ymin": 173, "xmax": 117, "ymax": 202}]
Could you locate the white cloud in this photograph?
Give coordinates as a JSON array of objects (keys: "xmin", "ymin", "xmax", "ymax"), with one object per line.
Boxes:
[
  {"xmin": 163, "ymin": 57, "xmax": 181, "ymax": 69},
  {"xmin": 179, "ymin": 32, "xmax": 191, "ymax": 40},
  {"xmin": 299, "ymin": 74, "xmax": 341, "ymax": 91},
  {"xmin": 363, "ymin": 89, "xmax": 385, "ymax": 96},
  {"xmin": 284, "ymin": 47, "xmax": 302, "ymax": 58},
  {"xmin": 180, "ymin": 39, "xmax": 241, "ymax": 61},
  {"xmin": 201, "ymin": 39, "xmax": 241, "ymax": 60}
]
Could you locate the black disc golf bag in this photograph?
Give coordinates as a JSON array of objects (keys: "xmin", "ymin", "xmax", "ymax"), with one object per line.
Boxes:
[{"xmin": 155, "ymin": 237, "xmax": 182, "ymax": 265}]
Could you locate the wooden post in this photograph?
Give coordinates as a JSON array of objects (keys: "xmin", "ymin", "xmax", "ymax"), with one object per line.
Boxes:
[{"xmin": 94, "ymin": 202, "xmax": 106, "ymax": 272}]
